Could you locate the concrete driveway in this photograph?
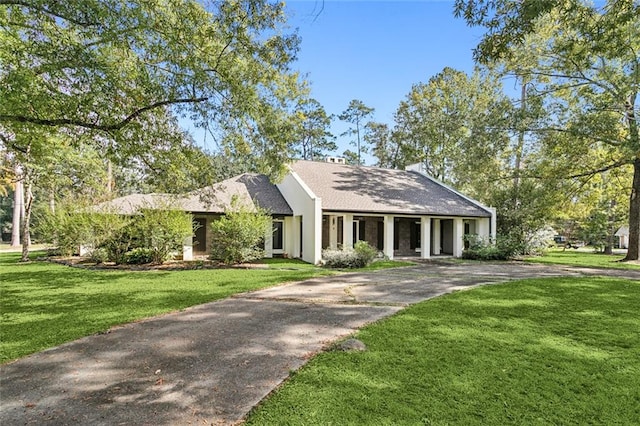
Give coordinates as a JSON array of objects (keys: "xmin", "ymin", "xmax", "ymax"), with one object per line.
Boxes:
[{"xmin": 1, "ymin": 261, "xmax": 637, "ymax": 425}]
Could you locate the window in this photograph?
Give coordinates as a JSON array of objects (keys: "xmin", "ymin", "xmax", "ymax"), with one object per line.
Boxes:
[{"xmin": 272, "ymin": 221, "xmax": 284, "ymax": 250}]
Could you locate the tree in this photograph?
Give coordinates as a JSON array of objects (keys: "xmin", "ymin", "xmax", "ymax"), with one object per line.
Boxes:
[
  {"xmin": 338, "ymin": 99, "xmax": 374, "ymax": 165},
  {"xmin": 364, "ymin": 122, "xmax": 399, "ymax": 169},
  {"xmin": 390, "ymin": 67, "xmax": 511, "ymax": 200},
  {"xmin": 292, "ymin": 98, "xmax": 336, "ymax": 161},
  {"xmin": 454, "ymin": 0, "xmax": 640, "ymax": 261},
  {"xmin": 1, "ymin": 0, "xmax": 304, "ymax": 259}
]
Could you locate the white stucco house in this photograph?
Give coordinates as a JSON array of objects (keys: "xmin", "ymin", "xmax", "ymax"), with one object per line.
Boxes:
[
  {"xmin": 615, "ymin": 226, "xmax": 629, "ymax": 249},
  {"xmin": 101, "ymin": 159, "xmax": 496, "ymax": 263}
]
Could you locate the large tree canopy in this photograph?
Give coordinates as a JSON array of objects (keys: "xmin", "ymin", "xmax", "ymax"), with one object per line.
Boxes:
[
  {"xmin": 0, "ymin": 0, "xmax": 303, "ymax": 167},
  {"xmin": 0, "ymin": 0, "xmax": 306, "ymax": 260},
  {"xmin": 455, "ymin": 0, "xmax": 640, "ymax": 261}
]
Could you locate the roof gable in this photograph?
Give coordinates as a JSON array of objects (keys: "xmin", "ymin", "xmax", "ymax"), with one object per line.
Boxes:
[{"xmin": 289, "ymin": 160, "xmax": 491, "ymax": 217}]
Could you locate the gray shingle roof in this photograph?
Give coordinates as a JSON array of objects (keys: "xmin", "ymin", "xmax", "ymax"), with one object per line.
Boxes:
[
  {"xmin": 289, "ymin": 160, "xmax": 492, "ymax": 217},
  {"xmin": 184, "ymin": 173, "xmax": 292, "ymax": 215},
  {"xmin": 95, "ymin": 174, "xmax": 292, "ymax": 216}
]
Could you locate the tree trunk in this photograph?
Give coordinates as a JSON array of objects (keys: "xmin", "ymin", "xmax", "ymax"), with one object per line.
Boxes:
[
  {"xmin": 106, "ymin": 159, "xmax": 113, "ymax": 194},
  {"xmin": 623, "ymin": 157, "xmax": 640, "ymax": 261},
  {"xmin": 20, "ymin": 180, "xmax": 33, "ymax": 262},
  {"xmin": 10, "ymin": 176, "xmax": 22, "ymax": 247}
]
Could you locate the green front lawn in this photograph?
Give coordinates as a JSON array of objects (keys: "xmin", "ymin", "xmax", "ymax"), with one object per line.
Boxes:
[
  {"xmin": 525, "ymin": 248, "xmax": 639, "ymax": 270},
  {"xmin": 247, "ymin": 276, "xmax": 640, "ymax": 425},
  {"xmin": 0, "ymin": 252, "xmax": 334, "ymax": 363}
]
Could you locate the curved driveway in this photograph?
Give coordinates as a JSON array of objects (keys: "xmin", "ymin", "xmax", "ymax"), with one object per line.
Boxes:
[{"xmin": 1, "ymin": 261, "xmax": 637, "ymax": 425}]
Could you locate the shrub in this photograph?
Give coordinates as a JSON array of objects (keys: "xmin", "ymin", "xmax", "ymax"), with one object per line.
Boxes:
[
  {"xmin": 354, "ymin": 240, "xmax": 378, "ymax": 265},
  {"xmin": 322, "ymin": 241, "xmax": 378, "ymax": 268},
  {"xmin": 123, "ymin": 248, "xmax": 155, "ymax": 265},
  {"xmin": 35, "ymin": 205, "xmax": 131, "ymax": 257},
  {"xmin": 101, "ymin": 225, "xmax": 138, "ymax": 264},
  {"xmin": 89, "ymin": 248, "xmax": 109, "ymax": 264},
  {"xmin": 131, "ymin": 208, "xmax": 193, "ymax": 264},
  {"xmin": 210, "ymin": 198, "xmax": 272, "ymax": 265},
  {"xmin": 462, "ymin": 234, "xmax": 521, "ymax": 261}
]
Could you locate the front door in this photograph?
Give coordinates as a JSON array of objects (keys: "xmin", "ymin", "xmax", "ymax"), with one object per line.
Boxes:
[{"xmin": 193, "ymin": 218, "xmax": 207, "ymax": 254}]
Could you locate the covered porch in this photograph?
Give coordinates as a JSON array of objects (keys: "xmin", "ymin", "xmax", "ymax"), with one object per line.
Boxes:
[{"xmin": 321, "ymin": 213, "xmax": 495, "ymax": 260}]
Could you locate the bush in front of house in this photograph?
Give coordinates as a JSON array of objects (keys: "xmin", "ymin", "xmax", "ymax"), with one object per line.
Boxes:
[
  {"xmin": 37, "ymin": 200, "xmax": 193, "ymax": 264},
  {"xmin": 132, "ymin": 208, "xmax": 193, "ymax": 264},
  {"xmin": 209, "ymin": 198, "xmax": 272, "ymax": 265},
  {"xmin": 462, "ymin": 234, "xmax": 523, "ymax": 260},
  {"xmin": 322, "ymin": 241, "xmax": 379, "ymax": 268},
  {"xmin": 123, "ymin": 247, "xmax": 156, "ymax": 265}
]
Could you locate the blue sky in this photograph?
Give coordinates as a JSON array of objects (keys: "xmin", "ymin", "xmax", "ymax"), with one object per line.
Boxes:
[{"xmin": 196, "ymin": 1, "xmax": 487, "ymax": 163}]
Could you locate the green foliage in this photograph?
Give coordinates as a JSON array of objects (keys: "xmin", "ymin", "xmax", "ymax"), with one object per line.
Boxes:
[
  {"xmin": 210, "ymin": 199, "xmax": 272, "ymax": 265},
  {"xmin": 462, "ymin": 231, "xmax": 550, "ymax": 260},
  {"xmin": 292, "ymin": 98, "xmax": 336, "ymax": 160},
  {"xmin": 338, "ymin": 99, "xmax": 375, "ymax": 165},
  {"xmin": 123, "ymin": 248, "xmax": 155, "ymax": 265},
  {"xmin": 131, "ymin": 208, "xmax": 193, "ymax": 264},
  {"xmin": 454, "ymin": 0, "xmax": 640, "ymax": 261},
  {"xmin": 247, "ymin": 276, "xmax": 640, "ymax": 425},
  {"xmin": 36, "ymin": 205, "xmax": 130, "ymax": 256},
  {"xmin": 88, "ymin": 248, "xmax": 109, "ymax": 264},
  {"xmin": 36, "ymin": 201, "xmax": 192, "ymax": 264},
  {"xmin": 462, "ymin": 234, "xmax": 516, "ymax": 260},
  {"xmin": 322, "ymin": 241, "xmax": 379, "ymax": 269}
]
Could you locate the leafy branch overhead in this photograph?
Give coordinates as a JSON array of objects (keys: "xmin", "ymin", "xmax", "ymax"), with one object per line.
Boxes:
[
  {"xmin": 452, "ymin": 0, "xmax": 639, "ymax": 261},
  {"xmin": 0, "ymin": 0, "xmax": 304, "ymax": 162}
]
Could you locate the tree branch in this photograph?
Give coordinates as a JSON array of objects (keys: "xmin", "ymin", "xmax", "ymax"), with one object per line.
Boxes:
[
  {"xmin": 0, "ymin": 1, "xmax": 100, "ymax": 26},
  {"xmin": 0, "ymin": 97, "xmax": 209, "ymax": 131}
]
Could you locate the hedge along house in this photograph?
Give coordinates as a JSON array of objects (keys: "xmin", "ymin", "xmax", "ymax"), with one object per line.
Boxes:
[{"xmin": 97, "ymin": 159, "xmax": 496, "ymax": 264}]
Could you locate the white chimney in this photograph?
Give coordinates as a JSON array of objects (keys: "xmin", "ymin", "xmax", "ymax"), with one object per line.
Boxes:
[{"xmin": 325, "ymin": 156, "xmax": 346, "ymax": 164}]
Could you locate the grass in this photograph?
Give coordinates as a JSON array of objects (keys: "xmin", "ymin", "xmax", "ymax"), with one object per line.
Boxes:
[
  {"xmin": 525, "ymin": 248, "xmax": 640, "ymax": 270},
  {"xmin": 359, "ymin": 259, "xmax": 416, "ymax": 271},
  {"xmin": 246, "ymin": 276, "xmax": 640, "ymax": 425},
  {"xmin": 0, "ymin": 252, "xmax": 334, "ymax": 364}
]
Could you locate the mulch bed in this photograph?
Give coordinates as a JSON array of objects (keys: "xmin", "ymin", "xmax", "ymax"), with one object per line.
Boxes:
[{"xmin": 44, "ymin": 256, "xmax": 269, "ymax": 271}]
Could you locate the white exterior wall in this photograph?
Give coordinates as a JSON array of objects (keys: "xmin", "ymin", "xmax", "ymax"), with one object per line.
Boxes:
[
  {"xmin": 277, "ymin": 172, "xmax": 323, "ymax": 264},
  {"xmin": 477, "ymin": 217, "xmax": 491, "ymax": 241},
  {"xmin": 182, "ymin": 235, "xmax": 193, "ymax": 261},
  {"xmin": 453, "ymin": 217, "xmax": 464, "ymax": 258}
]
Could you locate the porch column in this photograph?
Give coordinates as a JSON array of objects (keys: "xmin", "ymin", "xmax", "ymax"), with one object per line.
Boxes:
[
  {"xmin": 283, "ymin": 216, "xmax": 295, "ymax": 257},
  {"xmin": 329, "ymin": 215, "xmax": 338, "ymax": 249},
  {"xmin": 182, "ymin": 235, "xmax": 193, "ymax": 261},
  {"xmin": 453, "ymin": 217, "xmax": 464, "ymax": 257},
  {"xmin": 420, "ymin": 216, "xmax": 431, "ymax": 259},
  {"xmin": 343, "ymin": 214, "xmax": 354, "ymax": 249},
  {"xmin": 432, "ymin": 219, "xmax": 441, "ymax": 255},
  {"xmin": 489, "ymin": 207, "xmax": 497, "ymax": 243},
  {"xmin": 292, "ymin": 216, "xmax": 301, "ymax": 258},
  {"xmin": 383, "ymin": 215, "xmax": 394, "ymax": 259},
  {"xmin": 264, "ymin": 225, "xmax": 273, "ymax": 258}
]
